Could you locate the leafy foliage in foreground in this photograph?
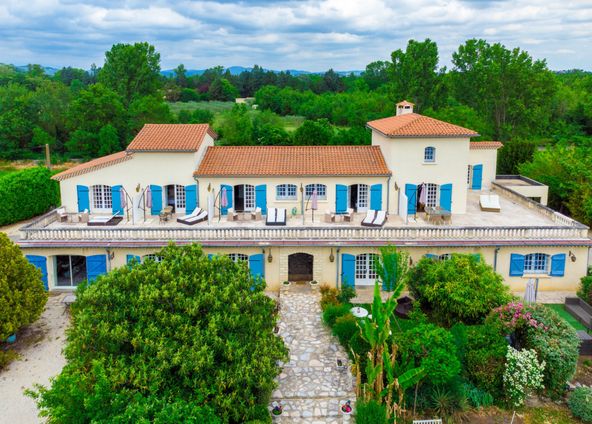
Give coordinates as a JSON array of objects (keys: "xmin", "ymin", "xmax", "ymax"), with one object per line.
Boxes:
[{"xmin": 30, "ymin": 244, "xmax": 287, "ymax": 423}]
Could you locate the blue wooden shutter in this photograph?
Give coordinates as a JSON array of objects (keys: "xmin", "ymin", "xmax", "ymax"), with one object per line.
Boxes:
[
  {"xmin": 335, "ymin": 184, "xmax": 348, "ymax": 213},
  {"xmin": 76, "ymin": 185, "xmax": 89, "ymax": 212},
  {"xmin": 207, "ymin": 254, "xmax": 214, "ymax": 260},
  {"xmin": 150, "ymin": 185, "xmax": 162, "ymax": 215},
  {"xmin": 341, "ymin": 253, "xmax": 355, "ymax": 288},
  {"xmin": 249, "ymin": 253, "xmax": 265, "ymax": 290},
  {"xmin": 424, "ymin": 254, "xmax": 438, "ymax": 260},
  {"xmin": 255, "ymin": 184, "xmax": 267, "ymax": 215},
  {"xmin": 439, "ymin": 183, "xmax": 452, "ymax": 212},
  {"xmin": 86, "ymin": 254, "xmax": 107, "ymax": 282},
  {"xmin": 220, "ymin": 184, "xmax": 233, "ymax": 215},
  {"xmin": 509, "ymin": 254, "xmax": 525, "ymax": 276},
  {"xmin": 111, "ymin": 185, "xmax": 123, "ymax": 216},
  {"xmin": 26, "ymin": 255, "xmax": 48, "ymax": 290},
  {"xmin": 472, "ymin": 164, "xmax": 483, "ymax": 190},
  {"xmin": 550, "ymin": 254, "xmax": 566, "ymax": 277},
  {"xmin": 185, "ymin": 184, "xmax": 197, "ymax": 214},
  {"xmin": 126, "ymin": 254, "xmax": 141, "ymax": 265},
  {"xmin": 405, "ymin": 184, "xmax": 417, "ymax": 214},
  {"xmin": 370, "ymin": 184, "xmax": 383, "ymax": 211}
]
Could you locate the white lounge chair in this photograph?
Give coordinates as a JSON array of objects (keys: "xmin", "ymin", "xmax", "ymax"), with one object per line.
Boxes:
[
  {"xmin": 266, "ymin": 207, "xmax": 287, "ymax": 226},
  {"xmin": 372, "ymin": 210, "xmax": 388, "ymax": 227},
  {"xmin": 266, "ymin": 207, "xmax": 277, "ymax": 225},
  {"xmin": 177, "ymin": 208, "xmax": 208, "ymax": 225},
  {"xmin": 87, "ymin": 215, "xmax": 122, "ymax": 226},
  {"xmin": 480, "ymin": 194, "xmax": 501, "ymax": 212},
  {"xmin": 361, "ymin": 210, "xmax": 377, "ymax": 227}
]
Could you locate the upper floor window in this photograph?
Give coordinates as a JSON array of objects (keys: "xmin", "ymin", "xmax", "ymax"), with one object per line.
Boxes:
[
  {"xmin": 276, "ymin": 184, "xmax": 297, "ymax": 200},
  {"xmin": 227, "ymin": 253, "xmax": 248, "ymax": 263},
  {"xmin": 524, "ymin": 253, "xmax": 549, "ymax": 274},
  {"xmin": 424, "ymin": 146, "xmax": 436, "ymax": 163},
  {"xmin": 305, "ymin": 184, "xmax": 327, "ymax": 200},
  {"xmin": 92, "ymin": 185, "xmax": 112, "ymax": 210}
]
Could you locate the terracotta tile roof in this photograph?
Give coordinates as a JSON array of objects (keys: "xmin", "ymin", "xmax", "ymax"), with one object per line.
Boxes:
[
  {"xmin": 126, "ymin": 124, "xmax": 216, "ymax": 152},
  {"xmin": 470, "ymin": 141, "xmax": 503, "ymax": 150},
  {"xmin": 367, "ymin": 113, "xmax": 479, "ymax": 138},
  {"xmin": 194, "ymin": 146, "xmax": 391, "ymax": 177},
  {"xmin": 52, "ymin": 151, "xmax": 132, "ymax": 181}
]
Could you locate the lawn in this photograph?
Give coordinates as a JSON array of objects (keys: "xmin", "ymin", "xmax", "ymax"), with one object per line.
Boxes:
[
  {"xmin": 168, "ymin": 101, "xmax": 235, "ymax": 115},
  {"xmin": 547, "ymin": 303, "xmax": 587, "ymax": 331}
]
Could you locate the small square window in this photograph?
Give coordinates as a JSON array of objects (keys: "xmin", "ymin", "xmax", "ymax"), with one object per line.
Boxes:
[{"xmin": 424, "ymin": 147, "xmax": 436, "ymax": 162}]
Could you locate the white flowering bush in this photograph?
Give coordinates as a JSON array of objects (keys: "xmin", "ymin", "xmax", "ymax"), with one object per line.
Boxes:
[{"xmin": 503, "ymin": 346, "xmax": 545, "ymax": 407}]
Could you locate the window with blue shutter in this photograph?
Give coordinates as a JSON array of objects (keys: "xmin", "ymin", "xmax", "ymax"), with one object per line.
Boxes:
[
  {"xmin": 111, "ymin": 185, "xmax": 123, "ymax": 216},
  {"xmin": 220, "ymin": 184, "xmax": 233, "ymax": 215},
  {"xmin": 550, "ymin": 254, "xmax": 566, "ymax": 277},
  {"xmin": 405, "ymin": 184, "xmax": 417, "ymax": 215},
  {"xmin": 76, "ymin": 185, "xmax": 89, "ymax": 212},
  {"xmin": 424, "ymin": 253, "xmax": 438, "ymax": 260},
  {"xmin": 335, "ymin": 184, "xmax": 347, "ymax": 213},
  {"xmin": 509, "ymin": 254, "xmax": 525, "ymax": 276},
  {"xmin": 472, "ymin": 164, "xmax": 483, "ymax": 190},
  {"xmin": 86, "ymin": 255, "xmax": 107, "ymax": 282},
  {"xmin": 249, "ymin": 253, "xmax": 265, "ymax": 290},
  {"xmin": 370, "ymin": 184, "xmax": 383, "ymax": 211},
  {"xmin": 439, "ymin": 183, "xmax": 452, "ymax": 212},
  {"xmin": 341, "ymin": 253, "xmax": 355, "ymax": 288},
  {"xmin": 26, "ymin": 255, "xmax": 48, "ymax": 290},
  {"xmin": 255, "ymin": 185, "xmax": 267, "ymax": 215},
  {"xmin": 185, "ymin": 184, "xmax": 198, "ymax": 214},
  {"xmin": 149, "ymin": 185, "xmax": 163, "ymax": 215},
  {"xmin": 126, "ymin": 255, "xmax": 141, "ymax": 266}
]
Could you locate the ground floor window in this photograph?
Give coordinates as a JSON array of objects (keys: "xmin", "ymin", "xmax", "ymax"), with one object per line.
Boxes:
[
  {"xmin": 143, "ymin": 254, "xmax": 163, "ymax": 263},
  {"xmin": 55, "ymin": 255, "xmax": 87, "ymax": 287},
  {"xmin": 227, "ymin": 253, "xmax": 248, "ymax": 263},
  {"xmin": 439, "ymin": 253, "xmax": 452, "ymax": 261},
  {"xmin": 355, "ymin": 253, "xmax": 378, "ymax": 285},
  {"xmin": 92, "ymin": 185, "xmax": 112, "ymax": 210},
  {"xmin": 524, "ymin": 253, "xmax": 549, "ymax": 274}
]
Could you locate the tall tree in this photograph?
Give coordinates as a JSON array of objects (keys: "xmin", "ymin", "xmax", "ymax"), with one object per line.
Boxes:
[
  {"xmin": 390, "ymin": 39, "xmax": 445, "ymax": 111},
  {"xmin": 99, "ymin": 42, "xmax": 162, "ymax": 105},
  {"xmin": 173, "ymin": 64, "xmax": 188, "ymax": 88}
]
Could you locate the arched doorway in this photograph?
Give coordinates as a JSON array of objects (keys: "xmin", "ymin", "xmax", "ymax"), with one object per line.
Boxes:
[{"xmin": 288, "ymin": 253, "xmax": 314, "ymax": 282}]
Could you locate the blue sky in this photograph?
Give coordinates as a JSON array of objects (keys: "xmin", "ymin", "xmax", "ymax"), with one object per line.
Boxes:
[{"xmin": 1, "ymin": 0, "xmax": 591, "ymax": 71}]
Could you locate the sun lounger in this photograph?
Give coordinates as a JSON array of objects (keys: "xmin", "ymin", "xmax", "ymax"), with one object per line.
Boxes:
[
  {"xmin": 87, "ymin": 215, "xmax": 123, "ymax": 226},
  {"xmin": 480, "ymin": 194, "xmax": 501, "ymax": 212},
  {"xmin": 177, "ymin": 208, "xmax": 208, "ymax": 225},
  {"xmin": 266, "ymin": 207, "xmax": 287, "ymax": 226},
  {"xmin": 361, "ymin": 210, "xmax": 377, "ymax": 227},
  {"xmin": 372, "ymin": 210, "xmax": 388, "ymax": 227},
  {"xmin": 266, "ymin": 207, "xmax": 276, "ymax": 225}
]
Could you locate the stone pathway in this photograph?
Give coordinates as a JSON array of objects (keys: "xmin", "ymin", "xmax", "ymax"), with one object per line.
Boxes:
[{"xmin": 271, "ymin": 287, "xmax": 356, "ymax": 423}]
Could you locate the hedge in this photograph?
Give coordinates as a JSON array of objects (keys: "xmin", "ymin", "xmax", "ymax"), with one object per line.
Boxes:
[{"xmin": 0, "ymin": 167, "xmax": 60, "ymax": 226}]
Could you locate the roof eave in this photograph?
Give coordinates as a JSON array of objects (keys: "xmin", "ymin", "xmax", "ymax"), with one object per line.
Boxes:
[
  {"xmin": 193, "ymin": 173, "xmax": 393, "ymax": 178},
  {"xmin": 366, "ymin": 125, "xmax": 479, "ymax": 138},
  {"xmin": 127, "ymin": 149, "xmax": 198, "ymax": 153}
]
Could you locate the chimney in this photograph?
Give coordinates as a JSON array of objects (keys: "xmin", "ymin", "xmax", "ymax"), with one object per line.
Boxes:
[{"xmin": 396, "ymin": 100, "xmax": 414, "ymax": 116}]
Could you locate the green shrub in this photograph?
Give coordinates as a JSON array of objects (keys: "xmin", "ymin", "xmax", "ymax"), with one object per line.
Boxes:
[
  {"xmin": 460, "ymin": 382, "xmax": 493, "ymax": 408},
  {"xmin": 568, "ymin": 387, "xmax": 592, "ymax": 422},
  {"xmin": 337, "ymin": 286, "xmax": 357, "ymax": 304},
  {"xmin": 319, "ymin": 286, "xmax": 340, "ymax": 310},
  {"xmin": 578, "ymin": 275, "xmax": 592, "ymax": 304},
  {"xmin": 0, "ymin": 233, "xmax": 47, "ymax": 340},
  {"xmin": 406, "ymin": 254, "xmax": 512, "ymax": 326},
  {"xmin": 355, "ymin": 400, "xmax": 387, "ymax": 424},
  {"xmin": 0, "ymin": 350, "xmax": 21, "ymax": 370},
  {"xmin": 349, "ymin": 331, "xmax": 370, "ymax": 357},
  {"xmin": 29, "ymin": 244, "xmax": 287, "ymax": 423},
  {"xmin": 0, "ymin": 167, "xmax": 60, "ymax": 226},
  {"xmin": 332, "ymin": 314, "xmax": 358, "ymax": 347},
  {"xmin": 322, "ymin": 303, "xmax": 351, "ymax": 327}
]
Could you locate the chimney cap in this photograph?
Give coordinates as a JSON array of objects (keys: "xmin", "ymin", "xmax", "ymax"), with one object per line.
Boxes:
[{"xmin": 396, "ymin": 100, "xmax": 415, "ymax": 107}]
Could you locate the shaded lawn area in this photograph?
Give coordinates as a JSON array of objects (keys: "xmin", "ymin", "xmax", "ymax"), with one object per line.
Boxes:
[
  {"xmin": 168, "ymin": 100, "xmax": 235, "ymax": 114},
  {"xmin": 547, "ymin": 304, "xmax": 587, "ymax": 331}
]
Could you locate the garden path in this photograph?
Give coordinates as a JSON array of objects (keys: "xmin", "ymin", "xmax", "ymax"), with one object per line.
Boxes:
[{"xmin": 270, "ymin": 287, "xmax": 356, "ymax": 423}]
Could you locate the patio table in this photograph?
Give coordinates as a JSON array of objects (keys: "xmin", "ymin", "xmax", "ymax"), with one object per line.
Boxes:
[
  {"xmin": 350, "ymin": 306, "xmax": 368, "ymax": 318},
  {"xmin": 425, "ymin": 206, "xmax": 451, "ymax": 225}
]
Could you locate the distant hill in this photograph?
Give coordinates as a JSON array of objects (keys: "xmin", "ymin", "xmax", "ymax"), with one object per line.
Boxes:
[
  {"xmin": 14, "ymin": 65, "xmax": 59, "ymax": 75},
  {"xmin": 160, "ymin": 66, "xmax": 363, "ymax": 77}
]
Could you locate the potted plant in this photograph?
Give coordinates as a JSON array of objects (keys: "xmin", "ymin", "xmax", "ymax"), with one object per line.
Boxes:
[
  {"xmin": 340, "ymin": 400, "xmax": 352, "ymax": 414},
  {"xmin": 281, "ymin": 280, "xmax": 291, "ymax": 287},
  {"xmin": 309, "ymin": 280, "xmax": 319, "ymax": 287},
  {"xmin": 271, "ymin": 401, "xmax": 283, "ymax": 416}
]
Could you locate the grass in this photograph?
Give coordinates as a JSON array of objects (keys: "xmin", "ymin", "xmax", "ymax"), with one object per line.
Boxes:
[
  {"xmin": 280, "ymin": 115, "xmax": 306, "ymax": 132},
  {"xmin": 168, "ymin": 101, "xmax": 235, "ymax": 115},
  {"xmin": 547, "ymin": 304, "xmax": 587, "ymax": 331}
]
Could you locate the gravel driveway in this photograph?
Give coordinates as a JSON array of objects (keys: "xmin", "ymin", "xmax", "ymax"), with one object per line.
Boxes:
[{"xmin": 0, "ymin": 294, "xmax": 69, "ymax": 424}]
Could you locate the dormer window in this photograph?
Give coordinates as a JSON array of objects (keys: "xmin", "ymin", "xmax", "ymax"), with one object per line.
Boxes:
[{"xmin": 424, "ymin": 146, "xmax": 436, "ymax": 163}]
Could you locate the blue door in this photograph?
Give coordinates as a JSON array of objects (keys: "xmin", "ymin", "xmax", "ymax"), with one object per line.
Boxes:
[
  {"xmin": 249, "ymin": 253, "xmax": 265, "ymax": 290},
  {"xmin": 550, "ymin": 254, "xmax": 566, "ymax": 277},
  {"xmin": 86, "ymin": 255, "xmax": 107, "ymax": 282},
  {"xmin": 25, "ymin": 255, "xmax": 48, "ymax": 290},
  {"xmin": 76, "ymin": 185, "xmax": 89, "ymax": 212},
  {"xmin": 341, "ymin": 253, "xmax": 355, "ymax": 288},
  {"xmin": 370, "ymin": 184, "xmax": 383, "ymax": 211},
  {"xmin": 336, "ymin": 184, "xmax": 348, "ymax": 213},
  {"xmin": 472, "ymin": 164, "xmax": 483, "ymax": 190},
  {"xmin": 405, "ymin": 184, "xmax": 417, "ymax": 214},
  {"xmin": 255, "ymin": 185, "xmax": 267, "ymax": 215},
  {"xmin": 185, "ymin": 184, "xmax": 198, "ymax": 214},
  {"xmin": 149, "ymin": 185, "xmax": 162, "ymax": 215},
  {"xmin": 220, "ymin": 184, "xmax": 233, "ymax": 215},
  {"xmin": 440, "ymin": 183, "xmax": 452, "ymax": 212},
  {"xmin": 112, "ymin": 185, "xmax": 123, "ymax": 216}
]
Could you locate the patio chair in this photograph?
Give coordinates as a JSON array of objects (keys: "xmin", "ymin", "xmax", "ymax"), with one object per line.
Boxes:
[
  {"xmin": 177, "ymin": 208, "xmax": 208, "ymax": 225},
  {"xmin": 250, "ymin": 207, "xmax": 262, "ymax": 221},
  {"xmin": 479, "ymin": 194, "xmax": 501, "ymax": 212},
  {"xmin": 227, "ymin": 208, "xmax": 238, "ymax": 221},
  {"xmin": 361, "ymin": 210, "xmax": 377, "ymax": 227},
  {"xmin": 56, "ymin": 207, "xmax": 68, "ymax": 222},
  {"xmin": 324, "ymin": 210, "xmax": 336, "ymax": 223},
  {"xmin": 343, "ymin": 208, "xmax": 354, "ymax": 223}
]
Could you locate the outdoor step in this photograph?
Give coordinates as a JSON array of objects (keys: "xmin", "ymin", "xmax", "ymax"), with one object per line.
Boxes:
[
  {"xmin": 272, "ymin": 366, "xmax": 354, "ymax": 398},
  {"xmin": 268, "ymin": 397, "xmax": 355, "ymax": 421}
]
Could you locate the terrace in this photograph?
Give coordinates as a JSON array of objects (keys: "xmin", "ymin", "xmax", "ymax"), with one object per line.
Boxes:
[{"xmin": 19, "ymin": 189, "xmax": 589, "ymax": 247}]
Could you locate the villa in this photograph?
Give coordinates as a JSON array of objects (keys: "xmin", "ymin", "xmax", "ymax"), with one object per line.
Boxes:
[{"xmin": 18, "ymin": 101, "xmax": 591, "ymax": 293}]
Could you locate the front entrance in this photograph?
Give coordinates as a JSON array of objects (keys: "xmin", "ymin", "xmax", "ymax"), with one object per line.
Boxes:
[
  {"xmin": 349, "ymin": 184, "xmax": 368, "ymax": 212},
  {"xmin": 288, "ymin": 253, "xmax": 314, "ymax": 282},
  {"xmin": 234, "ymin": 184, "xmax": 255, "ymax": 212}
]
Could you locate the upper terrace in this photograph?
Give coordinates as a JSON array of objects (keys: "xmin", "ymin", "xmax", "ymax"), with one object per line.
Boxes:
[{"xmin": 19, "ymin": 187, "xmax": 589, "ymax": 247}]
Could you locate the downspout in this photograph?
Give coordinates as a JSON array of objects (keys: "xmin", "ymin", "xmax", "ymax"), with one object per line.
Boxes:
[
  {"xmin": 106, "ymin": 248, "xmax": 112, "ymax": 272},
  {"xmin": 386, "ymin": 175, "xmax": 391, "ymax": 213},
  {"xmin": 335, "ymin": 247, "xmax": 341, "ymax": 289},
  {"xmin": 493, "ymin": 246, "xmax": 501, "ymax": 272}
]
